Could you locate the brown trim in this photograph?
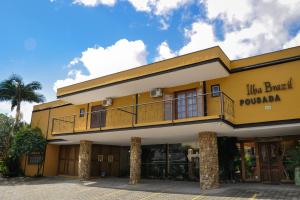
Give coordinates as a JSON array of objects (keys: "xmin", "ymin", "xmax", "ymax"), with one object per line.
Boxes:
[
  {"xmin": 234, "ymin": 118, "xmax": 300, "ymax": 128},
  {"xmin": 32, "ymin": 103, "xmax": 72, "ymax": 113},
  {"xmin": 231, "ymin": 55, "xmax": 300, "ymax": 73}
]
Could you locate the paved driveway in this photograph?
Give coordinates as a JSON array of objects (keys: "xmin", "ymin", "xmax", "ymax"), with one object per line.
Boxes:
[{"xmin": 0, "ymin": 177, "xmax": 299, "ymax": 200}]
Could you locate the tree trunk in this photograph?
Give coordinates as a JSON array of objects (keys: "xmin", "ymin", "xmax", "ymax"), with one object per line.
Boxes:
[{"xmin": 15, "ymin": 102, "xmax": 21, "ymax": 125}]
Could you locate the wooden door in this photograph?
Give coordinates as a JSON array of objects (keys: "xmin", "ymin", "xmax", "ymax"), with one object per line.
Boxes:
[
  {"xmin": 58, "ymin": 145, "xmax": 79, "ymax": 176},
  {"xmin": 90, "ymin": 145, "xmax": 120, "ymax": 177},
  {"xmin": 259, "ymin": 142, "xmax": 282, "ymax": 183}
]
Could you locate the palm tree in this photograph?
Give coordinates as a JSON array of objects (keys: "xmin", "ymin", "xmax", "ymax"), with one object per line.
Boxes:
[{"xmin": 0, "ymin": 74, "xmax": 45, "ymax": 125}]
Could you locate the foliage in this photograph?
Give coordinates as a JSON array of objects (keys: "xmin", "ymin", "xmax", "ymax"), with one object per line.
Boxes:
[
  {"xmin": 0, "ymin": 74, "xmax": 45, "ymax": 125},
  {"xmin": 218, "ymin": 137, "xmax": 241, "ymax": 181},
  {"xmin": 9, "ymin": 125, "xmax": 47, "ymax": 176},
  {"xmin": 0, "ymin": 114, "xmax": 14, "ymax": 160},
  {"xmin": 10, "ymin": 125, "xmax": 46, "ymax": 158},
  {"xmin": 286, "ymin": 142, "xmax": 300, "ymax": 171}
]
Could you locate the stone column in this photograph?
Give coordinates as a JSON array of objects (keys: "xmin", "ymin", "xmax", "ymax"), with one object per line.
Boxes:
[
  {"xmin": 129, "ymin": 137, "xmax": 141, "ymax": 184},
  {"xmin": 198, "ymin": 132, "xmax": 219, "ymax": 190},
  {"xmin": 78, "ymin": 140, "xmax": 92, "ymax": 180}
]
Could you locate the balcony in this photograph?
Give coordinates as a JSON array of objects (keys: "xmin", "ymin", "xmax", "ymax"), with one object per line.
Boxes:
[{"xmin": 51, "ymin": 92, "xmax": 234, "ymax": 135}]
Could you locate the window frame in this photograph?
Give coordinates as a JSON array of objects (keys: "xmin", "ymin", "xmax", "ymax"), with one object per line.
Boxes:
[{"xmin": 175, "ymin": 89, "xmax": 198, "ymax": 119}]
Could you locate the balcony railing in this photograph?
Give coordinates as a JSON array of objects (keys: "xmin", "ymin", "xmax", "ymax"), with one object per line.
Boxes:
[{"xmin": 51, "ymin": 92, "xmax": 234, "ymax": 134}]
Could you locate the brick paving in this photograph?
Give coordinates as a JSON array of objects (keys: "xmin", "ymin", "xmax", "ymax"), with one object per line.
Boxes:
[{"xmin": 0, "ymin": 177, "xmax": 299, "ymax": 200}]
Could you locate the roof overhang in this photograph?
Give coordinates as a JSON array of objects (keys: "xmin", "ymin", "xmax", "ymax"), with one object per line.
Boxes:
[
  {"xmin": 58, "ymin": 59, "xmax": 229, "ymax": 105},
  {"xmin": 49, "ymin": 120, "xmax": 233, "ymax": 146}
]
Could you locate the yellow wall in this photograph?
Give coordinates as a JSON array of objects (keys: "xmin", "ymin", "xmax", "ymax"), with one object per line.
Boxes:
[
  {"xmin": 21, "ymin": 144, "xmax": 59, "ymax": 177},
  {"xmin": 206, "ymin": 60, "xmax": 300, "ymax": 124},
  {"xmin": 43, "ymin": 144, "xmax": 59, "ymax": 176}
]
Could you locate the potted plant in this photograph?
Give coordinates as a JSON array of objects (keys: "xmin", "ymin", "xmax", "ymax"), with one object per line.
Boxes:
[{"xmin": 286, "ymin": 141, "xmax": 300, "ymax": 186}]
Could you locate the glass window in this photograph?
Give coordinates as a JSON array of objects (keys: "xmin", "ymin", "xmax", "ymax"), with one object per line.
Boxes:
[
  {"xmin": 175, "ymin": 90, "xmax": 197, "ymax": 119},
  {"xmin": 79, "ymin": 108, "xmax": 85, "ymax": 117},
  {"xmin": 211, "ymin": 84, "xmax": 220, "ymax": 97},
  {"xmin": 28, "ymin": 154, "xmax": 43, "ymax": 165}
]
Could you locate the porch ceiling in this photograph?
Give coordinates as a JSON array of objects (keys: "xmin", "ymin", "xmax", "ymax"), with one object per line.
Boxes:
[{"xmin": 58, "ymin": 60, "xmax": 229, "ymax": 105}]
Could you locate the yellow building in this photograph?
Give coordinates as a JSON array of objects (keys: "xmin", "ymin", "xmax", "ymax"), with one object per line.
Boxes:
[{"xmin": 25, "ymin": 46, "xmax": 300, "ymax": 189}]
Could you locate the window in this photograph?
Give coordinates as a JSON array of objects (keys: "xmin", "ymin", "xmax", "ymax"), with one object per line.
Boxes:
[
  {"xmin": 28, "ymin": 153, "xmax": 43, "ymax": 165},
  {"xmin": 79, "ymin": 108, "xmax": 85, "ymax": 117},
  {"xmin": 175, "ymin": 90, "xmax": 198, "ymax": 119},
  {"xmin": 211, "ymin": 84, "xmax": 220, "ymax": 97}
]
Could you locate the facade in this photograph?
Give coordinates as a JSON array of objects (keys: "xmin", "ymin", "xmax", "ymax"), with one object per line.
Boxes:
[{"xmin": 23, "ymin": 46, "xmax": 300, "ymax": 189}]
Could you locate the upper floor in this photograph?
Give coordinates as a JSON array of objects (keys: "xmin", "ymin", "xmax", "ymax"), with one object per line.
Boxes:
[{"xmin": 31, "ymin": 46, "xmax": 300, "ymax": 140}]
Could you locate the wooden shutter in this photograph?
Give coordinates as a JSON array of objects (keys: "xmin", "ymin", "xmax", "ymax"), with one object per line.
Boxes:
[{"xmin": 90, "ymin": 105, "xmax": 106, "ymax": 128}]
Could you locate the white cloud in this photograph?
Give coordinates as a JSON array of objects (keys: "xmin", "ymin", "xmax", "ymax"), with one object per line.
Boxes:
[
  {"xmin": 127, "ymin": 0, "xmax": 192, "ymax": 16},
  {"xmin": 73, "ymin": 0, "xmax": 116, "ymax": 7},
  {"xmin": 155, "ymin": 41, "xmax": 176, "ymax": 61},
  {"xmin": 156, "ymin": 0, "xmax": 300, "ymax": 60},
  {"xmin": 54, "ymin": 39, "xmax": 147, "ymax": 91},
  {"xmin": 204, "ymin": 0, "xmax": 253, "ymax": 28},
  {"xmin": 284, "ymin": 32, "xmax": 300, "ymax": 49},
  {"xmin": 179, "ymin": 21, "xmax": 216, "ymax": 55},
  {"xmin": 0, "ymin": 101, "xmax": 36, "ymax": 124}
]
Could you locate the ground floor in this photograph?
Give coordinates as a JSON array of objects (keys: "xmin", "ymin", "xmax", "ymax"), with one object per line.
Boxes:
[
  {"xmin": 1, "ymin": 177, "xmax": 300, "ymax": 200},
  {"xmin": 22, "ymin": 133, "xmax": 300, "ymax": 189}
]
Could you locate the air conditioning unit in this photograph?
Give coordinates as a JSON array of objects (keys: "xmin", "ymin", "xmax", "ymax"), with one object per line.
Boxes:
[
  {"xmin": 150, "ymin": 88, "xmax": 163, "ymax": 98},
  {"xmin": 102, "ymin": 98, "xmax": 113, "ymax": 107}
]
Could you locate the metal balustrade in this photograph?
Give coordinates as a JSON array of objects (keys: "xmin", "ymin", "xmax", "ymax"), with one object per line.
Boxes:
[{"xmin": 51, "ymin": 92, "xmax": 234, "ymax": 134}]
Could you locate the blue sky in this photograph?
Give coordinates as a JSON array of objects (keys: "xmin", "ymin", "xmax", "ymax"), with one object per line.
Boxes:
[{"xmin": 1, "ymin": 0, "xmax": 300, "ymax": 122}]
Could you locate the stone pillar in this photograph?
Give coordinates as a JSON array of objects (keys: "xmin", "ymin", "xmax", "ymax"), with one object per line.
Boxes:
[
  {"xmin": 78, "ymin": 140, "xmax": 92, "ymax": 180},
  {"xmin": 198, "ymin": 132, "xmax": 219, "ymax": 190},
  {"xmin": 129, "ymin": 137, "xmax": 141, "ymax": 184}
]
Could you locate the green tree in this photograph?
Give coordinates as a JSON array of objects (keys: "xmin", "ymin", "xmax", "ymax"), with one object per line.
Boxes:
[
  {"xmin": 0, "ymin": 74, "xmax": 45, "ymax": 125},
  {"xmin": 0, "ymin": 114, "xmax": 15, "ymax": 176},
  {"xmin": 0, "ymin": 114, "xmax": 14, "ymax": 160},
  {"xmin": 10, "ymin": 126, "xmax": 47, "ymax": 176}
]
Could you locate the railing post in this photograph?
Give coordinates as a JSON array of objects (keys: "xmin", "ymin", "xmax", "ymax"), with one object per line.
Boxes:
[
  {"xmin": 73, "ymin": 115, "xmax": 76, "ymax": 133},
  {"xmin": 220, "ymin": 92, "xmax": 224, "ymax": 119},
  {"xmin": 132, "ymin": 105, "xmax": 135, "ymax": 127},
  {"xmin": 99, "ymin": 110, "xmax": 102, "ymax": 131}
]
